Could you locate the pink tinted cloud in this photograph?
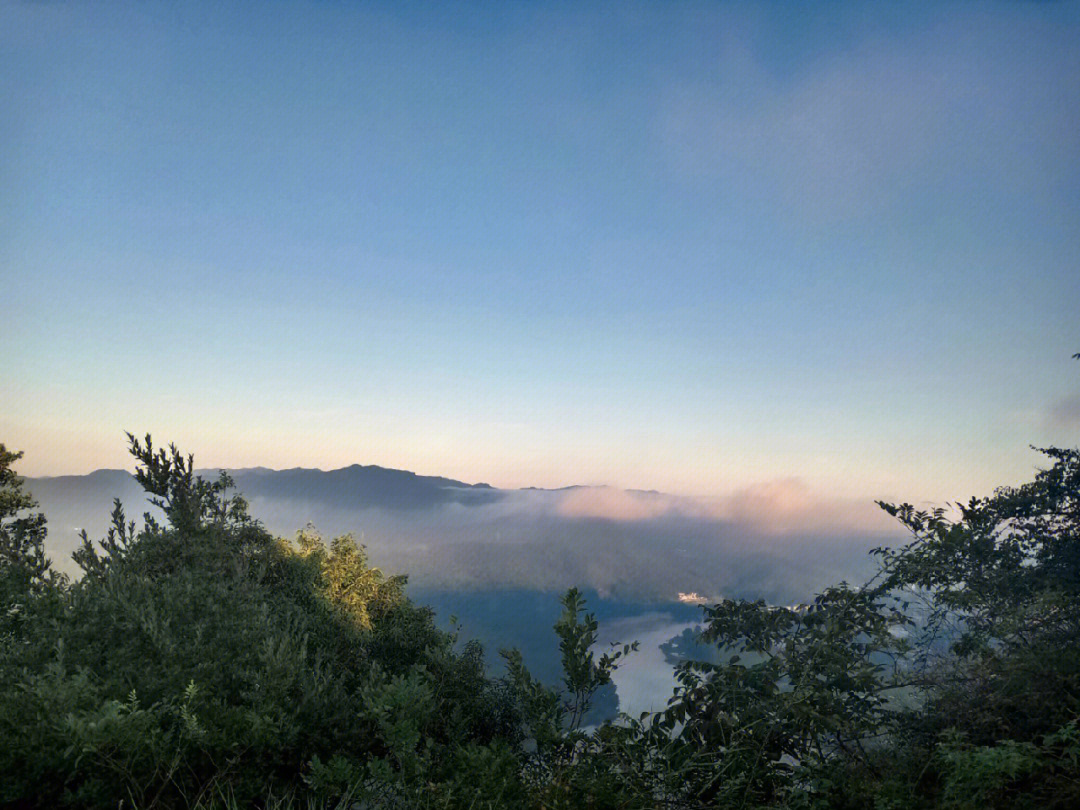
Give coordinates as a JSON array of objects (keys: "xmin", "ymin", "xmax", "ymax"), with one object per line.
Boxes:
[
  {"xmin": 551, "ymin": 478, "xmax": 899, "ymax": 538},
  {"xmin": 721, "ymin": 477, "xmax": 897, "ymax": 537},
  {"xmin": 555, "ymin": 487, "xmax": 679, "ymax": 522}
]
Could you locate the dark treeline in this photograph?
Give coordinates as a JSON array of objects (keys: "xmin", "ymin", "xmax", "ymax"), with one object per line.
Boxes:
[{"xmin": 1, "ymin": 431, "xmax": 1078, "ymax": 809}]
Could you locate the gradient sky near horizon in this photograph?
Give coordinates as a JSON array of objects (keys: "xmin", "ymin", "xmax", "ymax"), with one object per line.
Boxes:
[{"xmin": 2, "ymin": 0, "xmax": 1079, "ymax": 504}]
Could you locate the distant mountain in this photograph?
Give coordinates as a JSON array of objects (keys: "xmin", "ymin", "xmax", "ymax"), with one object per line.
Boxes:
[
  {"xmin": 25, "ymin": 462, "xmax": 503, "ymax": 572},
  {"xmin": 210, "ymin": 464, "xmax": 503, "ymax": 511},
  {"xmin": 25, "ymin": 469, "xmax": 150, "ymax": 526},
  {"xmin": 27, "ymin": 463, "xmax": 502, "ymax": 524}
]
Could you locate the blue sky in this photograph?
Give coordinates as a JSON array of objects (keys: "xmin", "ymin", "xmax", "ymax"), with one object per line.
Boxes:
[{"xmin": 2, "ymin": 0, "xmax": 1078, "ymax": 504}]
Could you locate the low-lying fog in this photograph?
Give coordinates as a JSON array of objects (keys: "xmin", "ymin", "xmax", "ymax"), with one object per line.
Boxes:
[{"xmin": 28, "ymin": 465, "xmax": 904, "ymax": 605}]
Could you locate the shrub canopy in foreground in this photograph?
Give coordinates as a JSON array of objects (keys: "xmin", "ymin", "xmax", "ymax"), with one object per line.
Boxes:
[{"xmin": 1, "ymin": 433, "xmax": 1078, "ymax": 808}]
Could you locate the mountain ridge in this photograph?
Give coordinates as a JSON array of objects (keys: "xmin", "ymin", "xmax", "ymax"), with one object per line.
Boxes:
[{"xmin": 30, "ymin": 464, "xmax": 634, "ymax": 497}]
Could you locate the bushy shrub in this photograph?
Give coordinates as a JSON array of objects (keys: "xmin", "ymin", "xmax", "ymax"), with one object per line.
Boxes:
[
  {"xmin": 0, "ymin": 436, "xmax": 521, "ymax": 807},
  {"xmin": 3, "ymin": 430, "xmax": 1078, "ymax": 808}
]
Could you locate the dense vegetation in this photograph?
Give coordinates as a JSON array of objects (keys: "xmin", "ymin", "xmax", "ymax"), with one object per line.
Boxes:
[{"xmin": 2, "ymin": 430, "xmax": 1078, "ymax": 808}]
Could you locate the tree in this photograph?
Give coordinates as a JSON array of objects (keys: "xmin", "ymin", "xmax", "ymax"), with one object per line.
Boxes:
[
  {"xmin": 0, "ymin": 435, "xmax": 524, "ymax": 808},
  {"xmin": 0, "ymin": 444, "xmax": 61, "ymax": 636}
]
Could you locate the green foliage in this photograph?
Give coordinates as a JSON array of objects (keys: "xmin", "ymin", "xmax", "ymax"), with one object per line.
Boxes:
[
  {"xmin": 0, "ymin": 436, "xmax": 521, "ymax": 807},
  {"xmin": 0, "ymin": 443, "xmax": 63, "ymax": 636},
  {"xmin": 933, "ymin": 720, "xmax": 1080, "ymax": 809},
  {"xmin": 639, "ymin": 583, "xmax": 908, "ymax": 807},
  {"xmin": 499, "ymin": 588, "xmax": 639, "ymax": 807},
  {"xmin": 2, "ymin": 426, "xmax": 1078, "ymax": 808}
]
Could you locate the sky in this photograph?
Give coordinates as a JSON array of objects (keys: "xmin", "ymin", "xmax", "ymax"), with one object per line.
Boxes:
[{"xmin": 2, "ymin": 0, "xmax": 1079, "ymax": 506}]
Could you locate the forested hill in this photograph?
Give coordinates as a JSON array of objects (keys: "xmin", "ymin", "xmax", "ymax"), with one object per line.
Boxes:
[
  {"xmin": 219, "ymin": 465, "xmax": 502, "ymax": 510},
  {"xmin": 27, "ymin": 462, "xmax": 501, "ymax": 514}
]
